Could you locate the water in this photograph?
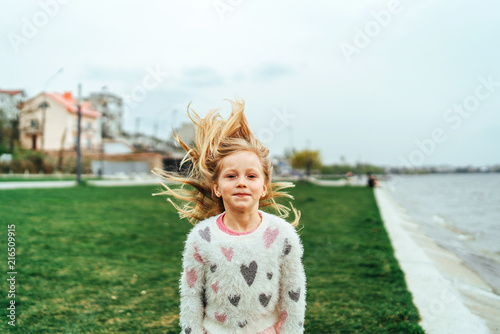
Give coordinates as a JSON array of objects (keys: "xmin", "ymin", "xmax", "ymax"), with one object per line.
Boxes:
[{"xmin": 383, "ymin": 173, "xmax": 500, "ymax": 294}]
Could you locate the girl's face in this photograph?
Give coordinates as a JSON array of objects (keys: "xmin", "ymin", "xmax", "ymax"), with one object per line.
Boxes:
[{"xmin": 213, "ymin": 151, "xmax": 268, "ymax": 214}]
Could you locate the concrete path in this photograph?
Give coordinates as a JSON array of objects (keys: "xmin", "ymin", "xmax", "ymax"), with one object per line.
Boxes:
[
  {"xmin": 0, "ymin": 181, "xmax": 77, "ymax": 189},
  {"xmin": 0, "ymin": 177, "xmax": 168, "ymax": 189},
  {"xmin": 374, "ymin": 187, "xmax": 493, "ymax": 334}
]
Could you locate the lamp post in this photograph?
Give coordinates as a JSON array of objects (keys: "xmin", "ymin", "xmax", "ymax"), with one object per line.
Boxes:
[
  {"xmin": 99, "ymin": 86, "xmax": 108, "ymax": 178},
  {"xmin": 76, "ymin": 83, "xmax": 82, "ymax": 184},
  {"xmin": 38, "ymin": 101, "xmax": 49, "ymax": 152}
]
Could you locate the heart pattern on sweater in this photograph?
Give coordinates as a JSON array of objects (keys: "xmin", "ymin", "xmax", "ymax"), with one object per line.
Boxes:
[
  {"xmin": 199, "ymin": 227, "xmax": 211, "ymax": 242},
  {"xmin": 214, "ymin": 311, "xmax": 227, "ymax": 323},
  {"xmin": 193, "ymin": 245, "xmax": 203, "ymax": 263},
  {"xmin": 282, "ymin": 238, "xmax": 292, "ymax": 256},
  {"xmin": 210, "ymin": 264, "xmax": 217, "ymax": 273},
  {"xmin": 186, "ymin": 267, "xmax": 198, "ymax": 288},
  {"xmin": 211, "ymin": 281, "xmax": 219, "ymax": 293},
  {"xmin": 228, "ymin": 294, "xmax": 240, "ymax": 306},
  {"xmin": 280, "ymin": 310, "xmax": 288, "ymax": 323},
  {"xmin": 221, "ymin": 246, "xmax": 234, "ymax": 262},
  {"xmin": 289, "ymin": 288, "xmax": 301, "ymax": 302},
  {"xmin": 259, "ymin": 293, "xmax": 271, "ymax": 307},
  {"xmin": 238, "ymin": 320, "xmax": 248, "ymax": 328},
  {"xmin": 266, "ymin": 272, "xmax": 273, "ymax": 280},
  {"xmin": 184, "ymin": 327, "xmax": 192, "ymax": 334},
  {"xmin": 263, "ymin": 227, "xmax": 279, "ymax": 249},
  {"xmin": 240, "ymin": 261, "xmax": 258, "ymax": 286}
]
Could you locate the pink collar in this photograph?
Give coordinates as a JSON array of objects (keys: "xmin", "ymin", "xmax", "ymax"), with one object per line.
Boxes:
[{"xmin": 216, "ymin": 212, "xmax": 262, "ymax": 236}]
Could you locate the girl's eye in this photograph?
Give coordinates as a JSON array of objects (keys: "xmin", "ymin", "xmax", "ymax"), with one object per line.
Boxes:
[
  {"xmin": 248, "ymin": 175, "xmax": 257, "ymax": 179},
  {"xmin": 226, "ymin": 175, "xmax": 235, "ymax": 179}
]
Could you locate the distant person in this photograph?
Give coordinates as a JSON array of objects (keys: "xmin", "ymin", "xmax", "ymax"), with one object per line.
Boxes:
[
  {"xmin": 154, "ymin": 98, "xmax": 306, "ymax": 334},
  {"xmin": 367, "ymin": 172, "xmax": 378, "ymax": 188},
  {"xmin": 346, "ymin": 171, "xmax": 353, "ymax": 184}
]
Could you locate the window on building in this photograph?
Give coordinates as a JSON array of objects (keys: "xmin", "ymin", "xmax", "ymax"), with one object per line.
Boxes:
[{"xmin": 30, "ymin": 119, "xmax": 39, "ymax": 129}]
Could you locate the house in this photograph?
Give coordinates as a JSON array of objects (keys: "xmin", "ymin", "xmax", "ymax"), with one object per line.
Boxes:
[{"xmin": 19, "ymin": 92, "xmax": 101, "ymax": 152}]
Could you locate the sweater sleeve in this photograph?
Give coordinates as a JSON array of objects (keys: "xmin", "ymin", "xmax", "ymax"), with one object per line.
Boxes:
[
  {"xmin": 278, "ymin": 227, "xmax": 307, "ymax": 333},
  {"xmin": 179, "ymin": 230, "xmax": 206, "ymax": 334}
]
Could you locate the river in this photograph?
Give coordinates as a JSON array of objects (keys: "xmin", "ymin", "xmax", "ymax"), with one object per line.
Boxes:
[{"xmin": 383, "ymin": 173, "xmax": 500, "ymax": 294}]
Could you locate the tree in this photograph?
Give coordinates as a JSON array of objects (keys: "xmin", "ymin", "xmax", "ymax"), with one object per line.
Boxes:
[{"xmin": 290, "ymin": 149, "xmax": 322, "ymax": 175}]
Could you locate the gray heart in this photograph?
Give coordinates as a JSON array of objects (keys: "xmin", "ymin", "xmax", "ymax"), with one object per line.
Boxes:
[
  {"xmin": 210, "ymin": 264, "xmax": 217, "ymax": 273},
  {"xmin": 185, "ymin": 327, "xmax": 192, "ymax": 334},
  {"xmin": 238, "ymin": 320, "xmax": 248, "ymax": 328},
  {"xmin": 228, "ymin": 294, "xmax": 241, "ymax": 307},
  {"xmin": 288, "ymin": 288, "xmax": 300, "ymax": 302},
  {"xmin": 283, "ymin": 238, "xmax": 292, "ymax": 256},
  {"xmin": 199, "ymin": 227, "xmax": 211, "ymax": 242},
  {"xmin": 259, "ymin": 293, "xmax": 271, "ymax": 307},
  {"xmin": 240, "ymin": 261, "xmax": 258, "ymax": 286},
  {"xmin": 267, "ymin": 272, "xmax": 273, "ymax": 280}
]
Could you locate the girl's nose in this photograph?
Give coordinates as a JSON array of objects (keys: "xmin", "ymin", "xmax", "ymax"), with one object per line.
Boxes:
[{"xmin": 236, "ymin": 177, "xmax": 247, "ymax": 187}]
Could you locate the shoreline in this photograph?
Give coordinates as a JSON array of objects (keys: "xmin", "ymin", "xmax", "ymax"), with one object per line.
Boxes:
[{"xmin": 374, "ymin": 186, "xmax": 500, "ymax": 334}]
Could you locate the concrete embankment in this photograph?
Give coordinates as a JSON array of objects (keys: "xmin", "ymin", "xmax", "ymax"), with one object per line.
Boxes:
[{"xmin": 375, "ymin": 187, "xmax": 499, "ymax": 334}]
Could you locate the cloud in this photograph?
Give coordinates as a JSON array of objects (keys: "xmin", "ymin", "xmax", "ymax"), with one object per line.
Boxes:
[
  {"xmin": 181, "ymin": 66, "xmax": 225, "ymax": 88},
  {"xmin": 80, "ymin": 65, "xmax": 148, "ymax": 85},
  {"xmin": 251, "ymin": 63, "xmax": 295, "ymax": 82}
]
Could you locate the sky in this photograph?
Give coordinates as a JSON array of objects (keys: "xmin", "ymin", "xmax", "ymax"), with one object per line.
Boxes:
[{"xmin": 1, "ymin": 0, "xmax": 499, "ymax": 167}]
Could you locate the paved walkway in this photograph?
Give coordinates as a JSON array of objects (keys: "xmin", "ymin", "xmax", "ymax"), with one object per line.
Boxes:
[
  {"xmin": 0, "ymin": 177, "xmax": 167, "ymax": 189},
  {"xmin": 0, "ymin": 181, "xmax": 77, "ymax": 189}
]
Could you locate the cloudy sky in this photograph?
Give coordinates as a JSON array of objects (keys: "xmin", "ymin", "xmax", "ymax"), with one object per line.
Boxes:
[{"xmin": 1, "ymin": 0, "xmax": 499, "ymax": 167}]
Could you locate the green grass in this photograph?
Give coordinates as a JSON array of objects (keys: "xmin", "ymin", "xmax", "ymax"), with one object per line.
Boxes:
[{"xmin": 0, "ymin": 183, "xmax": 424, "ymax": 333}]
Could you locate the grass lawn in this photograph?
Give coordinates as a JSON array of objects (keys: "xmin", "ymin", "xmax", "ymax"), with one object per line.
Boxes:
[{"xmin": 0, "ymin": 182, "xmax": 424, "ymax": 333}]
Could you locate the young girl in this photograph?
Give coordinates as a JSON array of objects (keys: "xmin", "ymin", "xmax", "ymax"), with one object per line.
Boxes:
[{"xmin": 154, "ymin": 99, "xmax": 306, "ymax": 334}]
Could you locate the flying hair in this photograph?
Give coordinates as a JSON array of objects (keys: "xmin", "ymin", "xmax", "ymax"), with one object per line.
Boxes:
[{"xmin": 152, "ymin": 98, "xmax": 300, "ymax": 226}]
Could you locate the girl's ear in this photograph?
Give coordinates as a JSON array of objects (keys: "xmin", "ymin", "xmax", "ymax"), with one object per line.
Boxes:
[
  {"xmin": 262, "ymin": 183, "xmax": 268, "ymax": 197},
  {"xmin": 213, "ymin": 183, "xmax": 221, "ymax": 197}
]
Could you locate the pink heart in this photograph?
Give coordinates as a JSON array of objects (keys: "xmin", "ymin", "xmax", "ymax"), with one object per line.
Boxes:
[
  {"xmin": 194, "ymin": 252, "xmax": 203, "ymax": 263},
  {"xmin": 193, "ymin": 244, "xmax": 203, "ymax": 263},
  {"xmin": 211, "ymin": 281, "xmax": 219, "ymax": 293},
  {"xmin": 221, "ymin": 247, "xmax": 234, "ymax": 262},
  {"xmin": 263, "ymin": 227, "xmax": 279, "ymax": 249},
  {"xmin": 280, "ymin": 310, "xmax": 288, "ymax": 323},
  {"xmin": 214, "ymin": 311, "xmax": 227, "ymax": 323},
  {"xmin": 186, "ymin": 267, "xmax": 198, "ymax": 288}
]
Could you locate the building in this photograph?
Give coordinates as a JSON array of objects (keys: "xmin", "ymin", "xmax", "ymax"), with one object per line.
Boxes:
[
  {"xmin": 86, "ymin": 91, "xmax": 124, "ymax": 139},
  {"xmin": 19, "ymin": 92, "xmax": 101, "ymax": 152},
  {"xmin": 0, "ymin": 89, "xmax": 25, "ymax": 120}
]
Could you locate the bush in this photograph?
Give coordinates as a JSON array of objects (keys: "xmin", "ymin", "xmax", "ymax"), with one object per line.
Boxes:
[
  {"xmin": 0, "ymin": 162, "xmax": 10, "ymax": 173},
  {"xmin": 42, "ymin": 160, "xmax": 55, "ymax": 174},
  {"xmin": 27, "ymin": 152, "xmax": 44, "ymax": 172},
  {"xmin": 24, "ymin": 160, "xmax": 36, "ymax": 174},
  {"xmin": 10, "ymin": 159, "xmax": 25, "ymax": 173}
]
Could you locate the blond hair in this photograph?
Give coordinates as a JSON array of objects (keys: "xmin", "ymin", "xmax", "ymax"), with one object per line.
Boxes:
[{"xmin": 152, "ymin": 98, "xmax": 300, "ymax": 226}]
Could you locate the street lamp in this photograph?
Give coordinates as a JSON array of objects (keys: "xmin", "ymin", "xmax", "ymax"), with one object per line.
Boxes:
[{"xmin": 38, "ymin": 100, "xmax": 49, "ymax": 152}]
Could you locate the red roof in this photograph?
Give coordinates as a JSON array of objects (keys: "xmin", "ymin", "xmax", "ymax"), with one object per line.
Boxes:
[
  {"xmin": 46, "ymin": 92, "xmax": 101, "ymax": 118},
  {"xmin": 0, "ymin": 89, "xmax": 25, "ymax": 96}
]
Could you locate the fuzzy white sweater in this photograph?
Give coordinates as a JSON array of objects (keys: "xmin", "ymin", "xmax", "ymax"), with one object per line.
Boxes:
[{"xmin": 179, "ymin": 211, "xmax": 306, "ymax": 334}]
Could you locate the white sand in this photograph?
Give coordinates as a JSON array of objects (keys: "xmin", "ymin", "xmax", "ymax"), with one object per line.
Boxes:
[{"xmin": 375, "ymin": 187, "xmax": 500, "ymax": 334}]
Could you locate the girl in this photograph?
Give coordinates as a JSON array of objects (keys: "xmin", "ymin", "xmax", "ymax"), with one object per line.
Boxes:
[{"xmin": 154, "ymin": 99, "xmax": 306, "ymax": 334}]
